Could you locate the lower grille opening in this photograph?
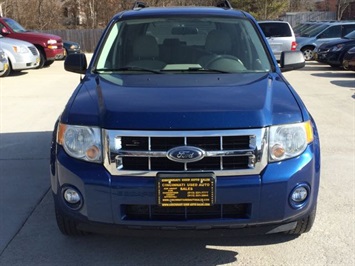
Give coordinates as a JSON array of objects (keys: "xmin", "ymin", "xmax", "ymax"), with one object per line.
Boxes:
[{"xmin": 122, "ymin": 204, "xmax": 251, "ymax": 221}]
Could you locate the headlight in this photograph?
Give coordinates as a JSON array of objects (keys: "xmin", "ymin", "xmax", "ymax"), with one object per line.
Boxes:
[
  {"xmin": 269, "ymin": 121, "xmax": 313, "ymax": 162},
  {"xmin": 12, "ymin": 45, "xmax": 29, "ymax": 54},
  {"xmin": 330, "ymin": 44, "xmax": 344, "ymax": 52},
  {"xmin": 57, "ymin": 123, "xmax": 102, "ymax": 163},
  {"xmin": 47, "ymin": 39, "xmax": 58, "ymax": 45},
  {"xmin": 47, "ymin": 39, "xmax": 58, "ymax": 49}
]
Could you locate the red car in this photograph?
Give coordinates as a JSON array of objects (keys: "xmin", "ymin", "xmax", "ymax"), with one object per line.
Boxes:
[{"xmin": 0, "ymin": 17, "xmax": 64, "ymax": 68}]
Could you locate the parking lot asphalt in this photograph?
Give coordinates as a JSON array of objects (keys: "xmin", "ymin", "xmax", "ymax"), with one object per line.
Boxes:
[
  {"xmin": 0, "ymin": 61, "xmax": 79, "ymax": 254},
  {"xmin": 0, "ymin": 59, "xmax": 354, "ymax": 266}
]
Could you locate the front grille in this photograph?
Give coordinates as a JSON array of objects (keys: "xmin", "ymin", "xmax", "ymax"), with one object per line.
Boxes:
[
  {"xmin": 122, "ymin": 204, "xmax": 251, "ymax": 221},
  {"xmin": 28, "ymin": 46, "xmax": 38, "ymax": 56},
  {"xmin": 120, "ymin": 135, "xmax": 251, "ymax": 171},
  {"xmin": 104, "ymin": 129, "xmax": 267, "ymax": 177}
]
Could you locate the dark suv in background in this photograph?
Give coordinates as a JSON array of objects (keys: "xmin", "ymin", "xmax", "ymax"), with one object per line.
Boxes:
[
  {"xmin": 51, "ymin": 1, "xmax": 320, "ymax": 236},
  {"xmin": 296, "ymin": 21, "xmax": 355, "ymax": 60},
  {"xmin": 315, "ymin": 30, "xmax": 355, "ymax": 68}
]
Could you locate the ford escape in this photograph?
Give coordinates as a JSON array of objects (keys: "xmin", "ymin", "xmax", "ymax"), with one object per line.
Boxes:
[{"xmin": 51, "ymin": 1, "xmax": 320, "ymax": 236}]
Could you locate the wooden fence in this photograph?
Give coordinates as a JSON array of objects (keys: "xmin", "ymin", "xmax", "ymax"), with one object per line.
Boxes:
[
  {"xmin": 40, "ymin": 29, "xmax": 105, "ymax": 53},
  {"xmin": 280, "ymin": 12, "xmax": 337, "ymax": 28}
]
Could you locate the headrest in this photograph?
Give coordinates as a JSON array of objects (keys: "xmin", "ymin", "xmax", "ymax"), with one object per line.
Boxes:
[
  {"xmin": 133, "ymin": 35, "xmax": 159, "ymax": 58},
  {"xmin": 205, "ymin": 30, "xmax": 232, "ymax": 54}
]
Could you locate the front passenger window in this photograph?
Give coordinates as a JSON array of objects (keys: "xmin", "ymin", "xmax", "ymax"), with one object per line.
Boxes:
[
  {"xmin": 343, "ymin": 25, "xmax": 355, "ymax": 35},
  {"xmin": 318, "ymin": 26, "xmax": 341, "ymax": 39}
]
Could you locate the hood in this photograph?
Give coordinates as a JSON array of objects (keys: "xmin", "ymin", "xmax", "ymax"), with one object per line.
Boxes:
[
  {"xmin": 320, "ymin": 38, "xmax": 355, "ymax": 49},
  {"xmin": 62, "ymin": 73, "xmax": 303, "ymax": 130},
  {"xmin": 0, "ymin": 36, "xmax": 35, "ymax": 47},
  {"xmin": 21, "ymin": 31, "xmax": 62, "ymax": 42},
  {"xmin": 296, "ymin": 37, "xmax": 312, "ymax": 45}
]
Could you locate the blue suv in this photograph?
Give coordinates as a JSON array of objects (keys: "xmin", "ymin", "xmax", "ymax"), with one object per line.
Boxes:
[{"xmin": 51, "ymin": 1, "xmax": 320, "ymax": 236}]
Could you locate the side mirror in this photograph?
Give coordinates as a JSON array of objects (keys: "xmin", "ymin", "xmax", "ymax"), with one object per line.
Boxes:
[
  {"xmin": 280, "ymin": 51, "xmax": 305, "ymax": 72},
  {"xmin": 64, "ymin": 53, "xmax": 87, "ymax": 74},
  {"xmin": 1, "ymin": 27, "xmax": 10, "ymax": 35}
]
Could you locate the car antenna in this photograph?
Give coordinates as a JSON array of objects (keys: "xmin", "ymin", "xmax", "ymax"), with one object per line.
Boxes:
[
  {"xmin": 216, "ymin": 0, "xmax": 233, "ymax": 9},
  {"xmin": 132, "ymin": 1, "xmax": 148, "ymax": 10}
]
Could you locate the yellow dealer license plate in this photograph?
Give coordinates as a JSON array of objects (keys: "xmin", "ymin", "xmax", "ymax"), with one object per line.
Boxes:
[{"xmin": 157, "ymin": 173, "xmax": 215, "ymax": 207}]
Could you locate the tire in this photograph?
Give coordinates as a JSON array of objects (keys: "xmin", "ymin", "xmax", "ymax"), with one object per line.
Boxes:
[
  {"xmin": 0, "ymin": 61, "xmax": 11, "ymax": 77},
  {"xmin": 36, "ymin": 50, "xmax": 46, "ymax": 69},
  {"xmin": 55, "ymin": 205, "xmax": 88, "ymax": 236},
  {"xmin": 301, "ymin": 47, "xmax": 315, "ymax": 61},
  {"xmin": 44, "ymin": 60, "xmax": 54, "ymax": 67},
  {"xmin": 284, "ymin": 206, "xmax": 317, "ymax": 235}
]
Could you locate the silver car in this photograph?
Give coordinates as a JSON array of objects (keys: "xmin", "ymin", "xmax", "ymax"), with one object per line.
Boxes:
[
  {"xmin": 0, "ymin": 47, "xmax": 9, "ymax": 77},
  {"xmin": 0, "ymin": 35, "xmax": 40, "ymax": 76},
  {"xmin": 258, "ymin": 21, "xmax": 297, "ymax": 61}
]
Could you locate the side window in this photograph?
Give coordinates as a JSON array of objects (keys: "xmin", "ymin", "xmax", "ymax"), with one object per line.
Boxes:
[
  {"xmin": 318, "ymin": 25, "xmax": 341, "ymax": 39},
  {"xmin": 0, "ymin": 23, "xmax": 6, "ymax": 32},
  {"xmin": 343, "ymin": 25, "xmax": 355, "ymax": 36}
]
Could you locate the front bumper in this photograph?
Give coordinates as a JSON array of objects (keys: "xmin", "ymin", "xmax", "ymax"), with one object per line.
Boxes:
[
  {"xmin": 11, "ymin": 53, "xmax": 40, "ymax": 70},
  {"xmin": 51, "ymin": 141, "xmax": 320, "ymax": 231},
  {"xmin": 314, "ymin": 51, "xmax": 327, "ymax": 63},
  {"xmin": 45, "ymin": 47, "xmax": 65, "ymax": 60}
]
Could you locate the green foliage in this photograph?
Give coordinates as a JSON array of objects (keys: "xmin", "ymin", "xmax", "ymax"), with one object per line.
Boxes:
[{"xmin": 230, "ymin": 0, "xmax": 288, "ymax": 20}]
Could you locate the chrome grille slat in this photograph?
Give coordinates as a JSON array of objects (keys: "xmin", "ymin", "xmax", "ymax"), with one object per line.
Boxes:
[
  {"xmin": 103, "ymin": 129, "xmax": 268, "ymax": 177},
  {"xmin": 28, "ymin": 46, "xmax": 38, "ymax": 56},
  {"xmin": 148, "ymin": 137, "xmax": 151, "ymax": 171}
]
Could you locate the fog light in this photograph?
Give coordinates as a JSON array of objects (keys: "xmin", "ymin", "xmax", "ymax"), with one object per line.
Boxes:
[
  {"xmin": 292, "ymin": 187, "xmax": 308, "ymax": 202},
  {"xmin": 64, "ymin": 188, "xmax": 81, "ymax": 204},
  {"xmin": 290, "ymin": 184, "xmax": 310, "ymax": 208}
]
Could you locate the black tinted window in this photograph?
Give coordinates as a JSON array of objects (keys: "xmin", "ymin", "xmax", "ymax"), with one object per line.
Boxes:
[
  {"xmin": 259, "ymin": 23, "xmax": 291, "ymax": 37},
  {"xmin": 319, "ymin": 25, "xmax": 341, "ymax": 38},
  {"xmin": 343, "ymin": 25, "xmax": 355, "ymax": 36}
]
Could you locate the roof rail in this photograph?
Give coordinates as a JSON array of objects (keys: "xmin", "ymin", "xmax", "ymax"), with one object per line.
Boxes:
[
  {"xmin": 216, "ymin": 0, "xmax": 233, "ymax": 9},
  {"xmin": 132, "ymin": 1, "xmax": 148, "ymax": 10}
]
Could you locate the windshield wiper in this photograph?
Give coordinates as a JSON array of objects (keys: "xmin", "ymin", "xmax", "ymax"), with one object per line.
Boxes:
[
  {"xmin": 188, "ymin": 67, "xmax": 230, "ymax": 73},
  {"xmin": 93, "ymin": 66, "xmax": 162, "ymax": 74},
  {"xmin": 161, "ymin": 67, "xmax": 230, "ymax": 73}
]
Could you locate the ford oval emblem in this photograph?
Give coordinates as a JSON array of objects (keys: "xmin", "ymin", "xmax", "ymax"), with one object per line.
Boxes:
[{"xmin": 167, "ymin": 146, "xmax": 205, "ymax": 163}]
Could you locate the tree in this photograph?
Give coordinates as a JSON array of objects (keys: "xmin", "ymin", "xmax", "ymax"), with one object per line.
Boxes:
[
  {"xmin": 230, "ymin": 0, "xmax": 288, "ymax": 20},
  {"xmin": 0, "ymin": 0, "xmax": 63, "ymax": 30},
  {"xmin": 336, "ymin": 0, "xmax": 355, "ymax": 20},
  {"xmin": 288, "ymin": 0, "xmax": 315, "ymax": 12}
]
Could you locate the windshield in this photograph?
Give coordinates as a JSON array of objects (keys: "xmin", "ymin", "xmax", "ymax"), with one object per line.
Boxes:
[
  {"xmin": 4, "ymin": 18, "xmax": 27, "ymax": 33},
  {"xmin": 301, "ymin": 24, "xmax": 329, "ymax": 37},
  {"xmin": 95, "ymin": 16, "xmax": 271, "ymax": 74}
]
